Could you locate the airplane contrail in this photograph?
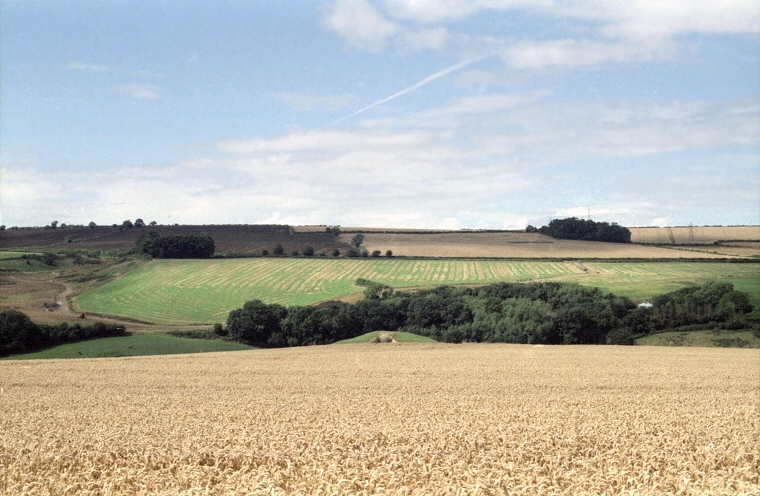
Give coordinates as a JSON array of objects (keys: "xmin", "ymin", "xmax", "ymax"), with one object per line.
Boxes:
[{"xmin": 329, "ymin": 54, "xmax": 493, "ymax": 126}]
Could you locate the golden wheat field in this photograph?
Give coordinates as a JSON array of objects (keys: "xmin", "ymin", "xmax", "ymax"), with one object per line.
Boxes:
[{"xmin": 1, "ymin": 344, "xmax": 758, "ymax": 495}]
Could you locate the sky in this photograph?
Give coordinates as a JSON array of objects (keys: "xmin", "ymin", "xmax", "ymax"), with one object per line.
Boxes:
[{"xmin": 1, "ymin": 0, "xmax": 758, "ymax": 229}]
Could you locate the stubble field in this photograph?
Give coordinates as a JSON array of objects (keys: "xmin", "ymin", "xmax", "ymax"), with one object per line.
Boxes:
[
  {"xmin": 628, "ymin": 226, "xmax": 760, "ymax": 244},
  {"xmin": 74, "ymin": 258, "xmax": 760, "ymax": 325},
  {"xmin": 1, "ymin": 344, "xmax": 757, "ymax": 495},
  {"xmin": 359, "ymin": 232, "xmax": 736, "ymax": 259}
]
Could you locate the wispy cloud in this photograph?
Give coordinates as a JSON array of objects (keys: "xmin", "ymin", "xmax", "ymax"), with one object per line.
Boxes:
[
  {"xmin": 117, "ymin": 84, "xmax": 161, "ymax": 100},
  {"xmin": 273, "ymin": 92, "xmax": 358, "ymax": 111},
  {"xmin": 67, "ymin": 62, "xmax": 160, "ymax": 77},
  {"xmin": 67, "ymin": 62, "xmax": 117, "ymax": 73},
  {"xmin": 329, "ymin": 54, "xmax": 493, "ymax": 125},
  {"xmin": 325, "ymin": 1, "xmax": 759, "ymax": 70}
]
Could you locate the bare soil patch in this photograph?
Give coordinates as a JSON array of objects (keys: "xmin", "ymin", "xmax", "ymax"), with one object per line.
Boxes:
[{"xmin": 1, "ymin": 224, "xmax": 347, "ymax": 255}]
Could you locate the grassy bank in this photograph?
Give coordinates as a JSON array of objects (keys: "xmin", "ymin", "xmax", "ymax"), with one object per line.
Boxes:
[{"xmin": 1, "ymin": 333, "xmax": 255, "ymax": 360}]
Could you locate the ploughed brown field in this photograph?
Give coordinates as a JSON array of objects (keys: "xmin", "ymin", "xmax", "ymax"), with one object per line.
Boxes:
[
  {"xmin": 0, "ymin": 225, "xmax": 345, "ymax": 255},
  {"xmin": 2, "ymin": 344, "xmax": 757, "ymax": 495},
  {"xmin": 359, "ymin": 232, "xmax": 736, "ymax": 259}
]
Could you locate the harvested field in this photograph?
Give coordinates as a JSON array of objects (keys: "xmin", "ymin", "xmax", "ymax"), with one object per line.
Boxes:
[
  {"xmin": 359, "ymin": 232, "xmax": 736, "ymax": 259},
  {"xmin": 74, "ymin": 258, "xmax": 760, "ymax": 325},
  {"xmin": 1, "ymin": 344, "xmax": 757, "ymax": 495},
  {"xmin": 664, "ymin": 243, "xmax": 760, "ymax": 258},
  {"xmin": 629, "ymin": 226, "xmax": 760, "ymax": 244}
]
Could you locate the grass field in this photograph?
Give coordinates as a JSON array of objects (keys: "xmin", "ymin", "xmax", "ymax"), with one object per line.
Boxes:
[
  {"xmin": 0, "ymin": 251, "xmax": 29, "ymax": 260},
  {"xmin": 0, "ymin": 333, "xmax": 254, "ymax": 360},
  {"xmin": 75, "ymin": 258, "xmax": 760, "ymax": 324},
  {"xmin": 335, "ymin": 331, "xmax": 438, "ymax": 344},
  {"xmin": 1, "ymin": 344, "xmax": 756, "ymax": 494},
  {"xmin": 636, "ymin": 330, "xmax": 760, "ymax": 348},
  {"xmin": 562, "ymin": 262, "xmax": 760, "ymax": 301}
]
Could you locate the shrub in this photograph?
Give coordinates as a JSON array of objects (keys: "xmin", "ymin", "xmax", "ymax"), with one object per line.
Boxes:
[
  {"xmin": 0, "ymin": 310, "xmax": 40, "ymax": 354},
  {"xmin": 303, "ymin": 246, "xmax": 315, "ymax": 256},
  {"xmin": 213, "ymin": 323, "xmax": 227, "ymax": 336},
  {"xmin": 606, "ymin": 328, "xmax": 635, "ymax": 345},
  {"xmin": 351, "ymin": 234, "xmax": 364, "ymax": 247}
]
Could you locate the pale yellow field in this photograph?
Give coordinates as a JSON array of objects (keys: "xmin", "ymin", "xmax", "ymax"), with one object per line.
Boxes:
[
  {"xmin": 360, "ymin": 232, "xmax": 735, "ymax": 259},
  {"xmin": 2, "ymin": 345, "xmax": 758, "ymax": 495},
  {"xmin": 629, "ymin": 226, "xmax": 760, "ymax": 244}
]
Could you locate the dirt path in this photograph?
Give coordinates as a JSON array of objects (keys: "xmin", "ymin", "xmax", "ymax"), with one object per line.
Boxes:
[{"xmin": 9, "ymin": 274, "xmax": 212, "ymax": 331}]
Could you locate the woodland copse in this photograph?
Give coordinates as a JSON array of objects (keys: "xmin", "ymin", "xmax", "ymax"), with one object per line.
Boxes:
[{"xmin": 225, "ymin": 280, "xmax": 757, "ymax": 348}]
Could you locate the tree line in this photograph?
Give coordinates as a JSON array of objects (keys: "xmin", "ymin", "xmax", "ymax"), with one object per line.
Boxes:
[
  {"xmin": 136, "ymin": 231, "xmax": 215, "ymax": 258},
  {"xmin": 528, "ymin": 218, "xmax": 632, "ymax": 243},
  {"xmin": 225, "ymin": 281, "xmax": 756, "ymax": 348},
  {"xmin": 0, "ymin": 310, "xmax": 127, "ymax": 356}
]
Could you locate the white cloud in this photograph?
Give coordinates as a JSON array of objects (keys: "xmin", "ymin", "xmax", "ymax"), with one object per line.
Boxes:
[
  {"xmin": 503, "ymin": 216, "xmax": 529, "ymax": 230},
  {"xmin": 117, "ymin": 84, "xmax": 160, "ymax": 100},
  {"xmin": 330, "ymin": 1, "xmax": 760, "ymax": 70},
  {"xmin": 384, "ymin": 0, "xmax": 494, "ymax": 24},
  {"xmin": 2, "ymin": 91, "xmax": 757, "ymax": 228},
  {"xmin": 399, "ymin": 27, "xmax": 449, "ymax": 50},
  {"xmin": 219, "ymin": 128, "xmax": 433, "ymax": 154},
  {"xmin": 503, "ymin": 38, "xmax": 661, "ymax": 70},
  {"xmin": 323, "ymin": 0, "xmax": 399, "ymax": 52},
  {"xmin": 384, "ymin": 0, "xmax": 760, "ymax": 37},
  {"xmin": 651, "ymin": 217, "xmax": 672, "ymax": 227},
  {"xmin": 273, "ymin": 92, "xmax": 358, "ymax": 111}
]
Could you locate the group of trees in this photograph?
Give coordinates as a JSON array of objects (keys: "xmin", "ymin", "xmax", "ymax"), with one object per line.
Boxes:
[
  {"xmin": 224, "ymin": 281, "xmax": 756, "ymax": 348},
  {"xmin": 266, "ymin": 243, "xmax": 391, "ymax": 259},
  {"xmin": 39, "ymin": 219, "xmax": 157, "ymax": 230},
  {"xmin": 649, "ymin": 281, "xmax": 753, "ymax": 331},
  {"xmin": 530, "ymin": 218, "xmax": 632, "ymax": 243},
  {"xmin": 0, "ymin": 310, "xmax": 126, "ymax": 356},
  {"xmin": 136, "ymin": 231, "xmax": 215, "ymax": 259}
]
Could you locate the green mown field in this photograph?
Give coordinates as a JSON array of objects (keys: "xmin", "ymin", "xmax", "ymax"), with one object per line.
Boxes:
[
  {"xmin": 0, "ymin": 251, "xmax": 29, "ymax": 260},
  {"xmin": 74, "ymin": 258, "xmax": 760, "ymax": 325},
  {"xmin": 1, "ymin": 333, "xmax": 255, "ymax": 360}
]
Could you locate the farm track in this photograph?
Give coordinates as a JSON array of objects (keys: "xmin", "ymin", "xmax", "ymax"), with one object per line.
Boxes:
[{"xmin": 8, "ymin": 274, "xmax": 213, "ymax": 330}]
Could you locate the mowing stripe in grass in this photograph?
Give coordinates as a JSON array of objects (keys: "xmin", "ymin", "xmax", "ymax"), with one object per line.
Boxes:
[{"xmin": 75, "ymin": 258, "xmax": 760, "ymax": 325}]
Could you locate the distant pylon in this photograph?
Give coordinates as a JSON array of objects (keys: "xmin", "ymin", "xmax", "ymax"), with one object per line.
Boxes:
[{"xmin": 688, "ymin": 223, "xmax": 695, "ymax": 244}]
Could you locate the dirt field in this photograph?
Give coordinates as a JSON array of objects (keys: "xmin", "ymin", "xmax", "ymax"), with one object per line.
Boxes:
[
  {"xmin": 1, "ymin": 344, "xmax": 756, "ymax": 495},
  {"xmin": 0, "ymin": 225, "xmax": 345, "ymax": 255},
  {"xmin": 359, "ymin": 232, "xmax": 737, "ymax": 259},
  {"xmin": 629, "ymin": 226, "xmax": 760, "ymax": 244}
]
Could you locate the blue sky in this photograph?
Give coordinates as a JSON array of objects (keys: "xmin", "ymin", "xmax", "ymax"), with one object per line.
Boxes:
[{"xmin": 1, "ymin": 0, "xmax": 758, "ymax": 229}]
